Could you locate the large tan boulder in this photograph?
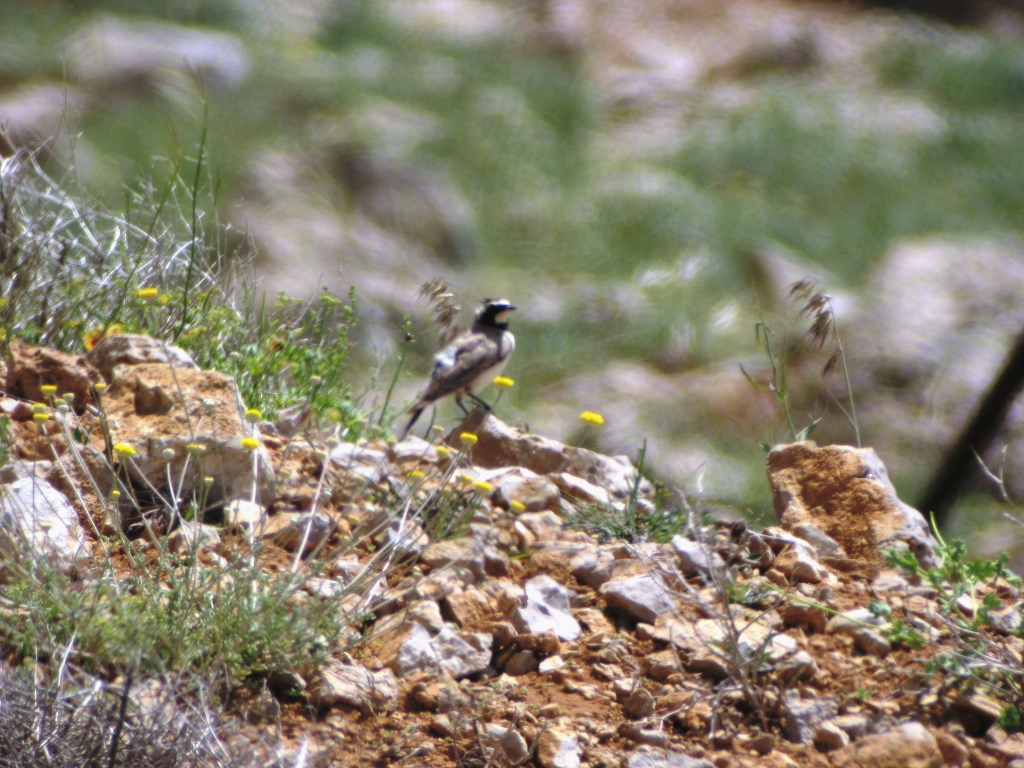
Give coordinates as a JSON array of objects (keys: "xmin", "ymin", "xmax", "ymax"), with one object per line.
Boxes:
[
  {"xmin": 85, "ymin": 333, "xmax": 196, "ymax": 382},
  {"xmin": 830, "ymin": 722, "xmax": 942, "ymax": 768},
  {"xmin": 768, "ymin": 441, "xmax": 936, "ymax": 567},
  {"xmin": 5, "ymin": 341, "xmax": 101, "ymax": 413},
  {"xmin": 102, "ymin": 362, "xmax": 274, "ymax": 505},
  {"xmin": 451, "ymin": 410, "xmax": 653, "ymax": 500}
]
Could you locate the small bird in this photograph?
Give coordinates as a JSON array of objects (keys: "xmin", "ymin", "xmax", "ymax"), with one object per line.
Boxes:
[{"xmin": 401, "ymin": 297, "xmax": 516, "ymax": 440}]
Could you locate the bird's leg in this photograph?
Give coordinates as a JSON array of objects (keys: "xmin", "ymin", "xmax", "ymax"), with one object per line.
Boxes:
[
  {"xmin": 455, "ymin": 393, "xmax": 470, "ymax": 415},
  {"xmin": 468, "ymin": 393, "xmax": 492, "ymax": 412}
]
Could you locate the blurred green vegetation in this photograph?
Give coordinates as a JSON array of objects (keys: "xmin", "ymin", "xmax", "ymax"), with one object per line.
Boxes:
[
  {"xmin": 3, "ymin": 0, "xmax": 1024, "ymax": 527},
  {"xmin": 4, "ymin": 7, "xmax": 1022, "ymax": 262},
  {"xmin": 4, "ymin": 2, "xmax": 1022, "ymax": 354}
]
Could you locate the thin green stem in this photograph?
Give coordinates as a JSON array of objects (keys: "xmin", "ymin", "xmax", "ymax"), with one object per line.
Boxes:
[
  {"xmin": 380, "ymin": 317, "xmax": 412, "ymax": 429},
  {"xmin": 174, "ymin": 103, "xmax": 209, "ymax": 342},
  {"xmin": 835, "ymin": 328, "xmax": 860, "ymax": 447}
]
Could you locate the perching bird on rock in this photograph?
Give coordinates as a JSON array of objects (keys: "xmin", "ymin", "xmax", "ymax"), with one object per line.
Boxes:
[{"xmin": 401, "ymin": 298, "xmax": 516, "ymax": 440}]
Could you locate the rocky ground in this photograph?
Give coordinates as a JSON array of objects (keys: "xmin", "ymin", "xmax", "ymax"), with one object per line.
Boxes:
[{"xmin": 1, "ymin": 334, "xmax": 1024, "ymax": 767}]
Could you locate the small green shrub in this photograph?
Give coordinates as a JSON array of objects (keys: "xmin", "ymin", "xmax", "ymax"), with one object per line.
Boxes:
[
  {"xmin": 997, "ymin": 705, "xmax": 1024, "ymax": 735},
  {"xmin": 886, "ymin": 536, "xmax": 1024, "ymax": 712},
  {"xmin": 180, "ymin": 286, "xmax": 361, "ymax": 427},
  {"xmin": 565, "ymin": 490, "xmax": 687, "ymax": 545},
  {"xmin": 1, "ymin": 550, "xmax": 352, "ymax": 685},
  {"xmin": 0, "ymin": 146, "xmax": 366, "ymax": 432}
]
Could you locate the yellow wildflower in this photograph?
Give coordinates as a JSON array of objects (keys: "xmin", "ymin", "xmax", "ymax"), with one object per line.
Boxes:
[
  {"xmin": 186, "ymin": 443, "xmax": 206, "ymax": 455},
  {"xmin": 435, "ymin": 445, "xmax": 451, "ymax": 459},
  {"xmin": 137, "ymin": 287, "xmax": 160, "ymax": 302},
  {"xmin": 408, "ymin": 470, "xmax": 426, "ymax": 481},
  {"xmin": 85, "ymin": 325, "xmax": 124, "ymax": 351},
  {"xmin": 31, "ymin": 403, "xmax": 48, "ymax": 414},
  {"xmin": 493, "ymin": 376, "xmax": 514, "ymax": 390},
  {"xmin": 244, "ymin": 408, "xmax": 262, "ymax": 423},
  {"xmin": 83, "ymin": 329, "xmax": 102, "ymax": 351},
  {"xmin": 473, "ymin": 480, "xmax": 494, "ymax": 494},
  {"xmin": 178, "ymin": 326, "xmax": 204, "ymax": 343},
  {"xmin": 93, "ymin": 382, "xmax": 107, "ymax": 395},
  {"xmin": 241, "ymin": 436, "xmax": 261, "ymax": 451},
  {"xmin": 456, "ymin": 474, "xmax": 475, "ymax": 486},
  {"xmin": 579, "ymin": 411, "xmax": 605, "ymax": 427},
  {"xmin": 113, "ymin": 443, "xmax": 136, "ymax": 457},
  {"xmin": 510, "ymin": 500, "xmax": 526, "ymax": 514},
  {"xmin": 459, "ymin": 432, "xmax": 478, "ymax": 448},
  {"xmin": 40, "ymin": 385, "xmax": 57, "ymax": 397},
  {"xmin": 33, "ymin": 412, "xmax": 49, "ymax": 424}
]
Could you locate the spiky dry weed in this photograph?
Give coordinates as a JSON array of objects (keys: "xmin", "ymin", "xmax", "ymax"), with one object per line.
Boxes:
[
  {"xmin": 418, "ymin": 277, "xmax": 465, "ymax": 350},
  {"xmin": 0, "ymin": 668, "xmax": 257, "ymax": 768},
  {"xmin": 0, "ymin": 143, "xmax": 231, "ymax": 353},
  {"xmin": 789, "ymin": 278, "xmax": 860, "ymax": 446}
]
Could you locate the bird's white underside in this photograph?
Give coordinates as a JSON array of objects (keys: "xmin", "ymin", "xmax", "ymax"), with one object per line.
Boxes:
[
  {"xmin": 467, "ymin": 347, "xmax": 511, "ymax": 395},
  {"xmin": 431, "ymin": 331, "xmax": 515, "ymax": 397}
]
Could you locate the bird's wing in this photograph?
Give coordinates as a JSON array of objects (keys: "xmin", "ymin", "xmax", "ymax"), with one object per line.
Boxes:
[{"xmin": 416, "ymin": 333, "xmax": 499, "ymax": 405}]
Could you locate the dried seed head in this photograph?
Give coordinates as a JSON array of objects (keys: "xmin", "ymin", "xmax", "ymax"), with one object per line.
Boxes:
[
  {"xmin": 790, "ymin": 279, "xmax": 835, "ymax": 349},
  {"xmin": 789, "ymin": 278, "xmax": 814, "ymax": 300},
  {"xmin": 419, "ymin": 278, "xmax": 464, "ymax": 348},
  {"xmin": 806, "ymin": 311, "xmax": 834, "ymax": 348},
  {"xmin": 822, "ymin": 350, "xmax": 840, "ymax": 379},
  {"xmin": 801, "ymin": 294, "xmax": 829, "ymax": 320}
]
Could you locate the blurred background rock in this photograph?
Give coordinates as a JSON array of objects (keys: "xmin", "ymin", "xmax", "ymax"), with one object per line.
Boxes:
[{"xmin": 3, "ymin": 0, "xmax": 1024, "ymax": 559}]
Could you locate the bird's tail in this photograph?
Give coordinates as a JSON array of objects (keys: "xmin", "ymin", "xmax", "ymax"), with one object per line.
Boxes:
[{"xmin": 399, "ymin": 406, "xmax": 425, "ymax": 441}]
